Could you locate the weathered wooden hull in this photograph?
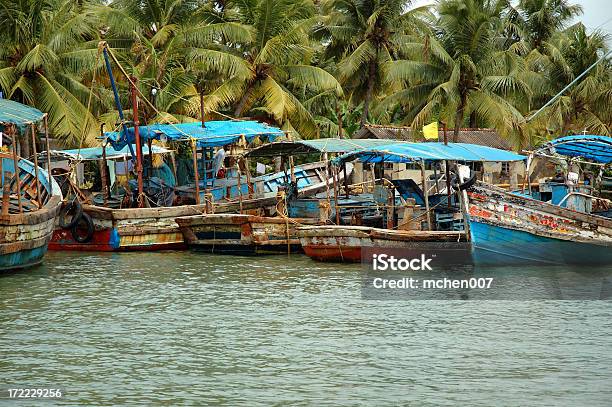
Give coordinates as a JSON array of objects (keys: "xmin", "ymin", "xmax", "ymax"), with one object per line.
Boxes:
[
  {"xmin": 298, "ymin": 226, "xmax": 466, "ymax": 263},
  {"xmin": 467, "ymin": 183, "xmax": 612, "ymax": 265},
  {"xmin": 0, "ymin": 214, "xmax": 59, "ymax": 270},
  {"xmin": 176, "ymin": 213, "xmax": 319, "ymax": 255},
  {"xmin": 1, "ymin": 155, "xmax": 62, "ymax": 271},
  {"xmin": 49, "ymin": 204, "xmax": 210, "ymax": 251}
]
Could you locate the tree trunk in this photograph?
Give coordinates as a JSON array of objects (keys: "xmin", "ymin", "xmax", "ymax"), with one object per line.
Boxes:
[
  {"xmin": 234, "ymin": 83, "xmax": 253, "ymax": 117},
  {"xmin": 453, "ymin": 101, "xmax": 465, "ymax": 143},
  {"xmin": 200, "ymin": 89, "xmax": 205, "ymax": 128},
  {"xmin": 469, "ymin": 111, "xmax": 477, "ymax": 128},
  {"xmin": 336, "ymin": 99, "xmax": 343, "ymax": 139},
  {"xmin": 20, "ymin": 130, "xmax": 31, "ymax": 159},
  {"xmin": 361, "ymin": 61, "xmax": 377, "ymax": 128}
]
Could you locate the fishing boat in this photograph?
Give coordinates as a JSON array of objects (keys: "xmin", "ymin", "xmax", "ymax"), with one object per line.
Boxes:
[
  {"xmin": 47, "ymin": 131, "xmax": 359, "ymax": 252},
  {"xmin": 173, "ymin": 140, "xmax": 401, "ymax": 257},
  {"xmin": 295, "ymin": 141, "xmax": 526, "ymax": 263},
  {"xmin": 467, "ymin": 135, "xmax": 612, "ymax": 265},
  {"xmin": 298, "ymin": 226, "xmax": 465, "ymax": 262},
  {"xmin": 467, "ymin": 182, "xmax": 612, "ymax": 265},
  {"xmin": 47, "ymin": 140, "xmax": 350, "ymax": 252},
  {"xmin": 0, "ymin": 100, "xmax": 62, "ymax": 271},
  {"xmin": 176, "ymin": 213, "xmax": 320, "ymax": 255}
]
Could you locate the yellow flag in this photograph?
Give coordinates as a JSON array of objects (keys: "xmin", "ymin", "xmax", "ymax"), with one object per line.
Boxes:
[{"xmin": 423, "ymin": 122, "xmax": 439, "ymax": 140}]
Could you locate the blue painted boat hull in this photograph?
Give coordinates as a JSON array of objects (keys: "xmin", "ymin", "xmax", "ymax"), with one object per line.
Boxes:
[
  {"xmin": 1, "ymin": 154, "xmax": 62, "ymax": 272},
  {"xmin": 0, "ymin": 244, "xmax": 49, "ymax": 271},
  {"xmin": 470, "ymin": 220, "xmax": 612, "ymax": 266}
]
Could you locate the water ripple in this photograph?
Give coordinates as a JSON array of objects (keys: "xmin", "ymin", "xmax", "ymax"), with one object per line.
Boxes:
[{"xmin": 1, "ymin": 251, "xmax": 611, "ymax": 406}]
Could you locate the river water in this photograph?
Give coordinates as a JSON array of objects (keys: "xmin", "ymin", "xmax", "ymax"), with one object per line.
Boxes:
[{"xmin": 1, "ymin": 251, "xmax": 612, "ymax": 406}]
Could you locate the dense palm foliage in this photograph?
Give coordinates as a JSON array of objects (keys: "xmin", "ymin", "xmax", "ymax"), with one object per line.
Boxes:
[
  {"xmin": 0, "ymin": 0, "xmax": 609, "ymax": 149},
  {"xmin": 191, "ymin": 0, "xmax": 342, "ymax": 138},
  {"xmin": 382, "ymin": 0, "xmax": 530, "ymax": 143},
  {"xmin": 319, "ymin": 0, "xmax": 427, "ymax": 126},
  {"xmin": 0, "ymin": 0, "xmax": 101, "ymax": 150}
]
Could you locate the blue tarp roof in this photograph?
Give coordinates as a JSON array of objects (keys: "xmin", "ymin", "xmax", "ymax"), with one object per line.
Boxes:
[
  {"xmin": 0, "ymin": 99, "xmax": 45, "ymax": 130},
  {"xmin": 334, "ymin": 142, "xmax": 526, "ymax": 165},
  {"xmin": 245, "ymin": 138, "xmax": 403, "ymax": 157},
  {"xmin": 105, "ymin": 121, "xmax": 285, "ymax": 150},
  {"xmin": 60, "ymin": 144, "xmax": 172, "ymax": 161},
  {"xmin": 540, "ymin": 135, "xmax": 612, "ymax": 164}
]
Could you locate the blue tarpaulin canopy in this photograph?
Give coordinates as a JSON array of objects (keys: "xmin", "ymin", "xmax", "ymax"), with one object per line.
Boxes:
[
  {"xmin": 334, "ymin": 142, "xmax": 526, "ymax": 165},
  {"xmin": 245, "ymin": 138, "xmax": 403, "ymax": 157},
  {"xmin": 539, "ymin": 135, "xmax": 612, "ymax": 164},
  {"xmin": 105, "ymin": 121, "xmax": 285, "ymax": 150},
  {"xmin": 59, "ymin": 144, "xmax": 172, "ymax": 161},
  {"xmin": 0, "ymin": 99, "xmax": 45, "ymax": 131}
]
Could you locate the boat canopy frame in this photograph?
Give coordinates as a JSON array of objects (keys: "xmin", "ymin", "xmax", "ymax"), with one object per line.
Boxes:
[
  {"xmin": 535, "ymin": 135, "xmax": 612, "ymax": 165},
  {"xmin": 104, "ymin": 121, "xmax": 285, "ymax": 151},
  {"xmin": 332, "ymin": 142, "xmax": 527, "ymax": 166}
]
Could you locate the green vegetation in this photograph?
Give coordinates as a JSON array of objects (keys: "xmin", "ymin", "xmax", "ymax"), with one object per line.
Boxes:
[{"xmin": 0, "ymin": 0, "xmax": 609, "ymax": 149}]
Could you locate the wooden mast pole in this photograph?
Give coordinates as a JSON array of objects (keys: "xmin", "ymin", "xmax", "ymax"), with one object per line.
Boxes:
[
  {"xmin": 30, "ymin": 123, "xmax": 42, "ymax": 208},
  {"xmin": 43, "ymin": 115, "xmax": 53, "ymax": 190},
  {"xmin": 421, "ymin": 159, "xmax": 431, "ymax": 231},
  {"xmin": 130, "ymin": 76, "xmax": 145, "ymax": 207},
  {"xmin": 10, "ymin": 126, "xmax": 23, "ymax": 213},
  {"xmin": 191, "ymin": 139, "xmax": 201, "ymax": 205},
  {"xmin": 333, "ymin": 166, "xmax": 340, "ymax": 225}
]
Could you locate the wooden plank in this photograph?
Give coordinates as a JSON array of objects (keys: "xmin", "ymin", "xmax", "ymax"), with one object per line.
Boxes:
[{"xmin": 0, "ymin": 233, "xmax": 52, "ymax": 255}]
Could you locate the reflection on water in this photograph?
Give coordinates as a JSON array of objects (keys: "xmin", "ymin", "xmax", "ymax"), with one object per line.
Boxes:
[{"xmin": 1, "ymin": 251, "xmax": 612, "ymax": 406}]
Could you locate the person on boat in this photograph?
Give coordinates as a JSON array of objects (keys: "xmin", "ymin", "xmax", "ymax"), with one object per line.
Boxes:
[
  {"xmin": 148, "ymin": 153, "xmax": 176, "ymax": 188},
  {"xmin": 131, "ymin": 153, "xmax": 176, "ymax": 207},
  {"xmin": 213, "ymin": 146, "xmax": 227, "ymax": 178},
  {"xmin": 551, "ymin": 166, "xmax": 566, "ymax": 184}
]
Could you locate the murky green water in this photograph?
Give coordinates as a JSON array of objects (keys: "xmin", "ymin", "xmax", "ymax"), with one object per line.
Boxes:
[{"xmin": 1, "ymin": 251, "xmax": 612, "ymax": 406}]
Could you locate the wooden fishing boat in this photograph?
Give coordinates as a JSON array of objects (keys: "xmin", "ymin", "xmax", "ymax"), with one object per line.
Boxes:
[
  {"xmin": 176, "ymin": 213, "xmax": 321, "ymax": 255},
  {"xmin": 50, "ymin": 43, "xmax": 298, "ymax": 253},
  {"xmin": 1, "ymin": 153, "xmax": 62, "ymax": 270},
  {"xmin": 49, "ymin": 203, "xmax": 207, "ymax": 251},
  {"xmin": 467, "ymin": 135, "xmax": 612, "ymax": 265},
  {"xmin": 298, "ymin": 226, "xmax": 466, "ymax": 262},
  {"xmin": 48, "ymin": 160, "xmax": 351, "ymax": 252},
  {"xmin": 296, "ymin": 141, "xmax": 524, "ymax": 263},
  {"xmin": 467, "ymin": 182, "xmax": 612, "ymax": 265}
]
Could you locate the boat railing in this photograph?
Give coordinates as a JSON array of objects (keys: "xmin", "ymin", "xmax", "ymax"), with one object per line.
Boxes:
[{"xmin": 557, "ymin": 191, "xmax": 612, "ymax": 209}]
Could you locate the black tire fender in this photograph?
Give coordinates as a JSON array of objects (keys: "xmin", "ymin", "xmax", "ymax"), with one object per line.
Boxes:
[
  {"xmin": 457, "ymin": 172, "xmax": 477, "ymax": 191},
  {"xmin": 450, "ymin": 171, "xmax": 477, "ymax": 191},
  {"xmin": 59, "ymin": 199, "xmax": 83, "ymax": 229},
  {"xmin": 71, "ymin": 212, "xmax": 94, "ymax": 243}
]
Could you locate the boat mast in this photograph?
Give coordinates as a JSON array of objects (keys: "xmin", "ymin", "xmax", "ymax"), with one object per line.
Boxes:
[
  {"xmin": 100, "ymin": 43, "xmax": 136, "ymax": 160},
  {"xmin": 130, "ymin": 77, "xmax": 145, "ymax": 207}
]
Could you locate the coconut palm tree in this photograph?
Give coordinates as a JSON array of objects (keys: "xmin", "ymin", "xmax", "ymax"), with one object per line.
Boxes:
[
  {"xmin": 380, "ymin": 0, "xmax": 530, "ymax": 146},
  {"xmin": 518, "ymin": 0, "xmax": 583, "ymax": 53},
  {"xmin": 0, "ymin": 0, "xmax": 101, "ymax": 149},
  {"xmin": 92, "ymin": 0, "xmax": 210, "ymax": 126},
  {"xmin": 186, "ymin": 0, "xmax": 342, "ymax": 138},
  {"xmin": 319, "ymin": 0, "xmax": 428, "ymax": 127},
  {"xmin": 530, "ymin": 24, "xmax": 611, "ymax": 137}
]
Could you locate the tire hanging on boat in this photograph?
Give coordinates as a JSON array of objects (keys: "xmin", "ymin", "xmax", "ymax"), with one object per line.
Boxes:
[
  {"xmin": 450, "ymin": 170, "xmax": 477, "ymax": 192},
  {"xmin": 71, "ymin": 212, "xmax": 94, "ymax": 243},
  {"xmin": 59, "ymin": 199, "xmax": 83, "ymax": 229}
]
